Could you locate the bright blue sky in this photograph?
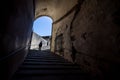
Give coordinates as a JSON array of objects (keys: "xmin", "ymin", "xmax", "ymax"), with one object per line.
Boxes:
[{"xmin": 33, "ymin": 16, "xmax": 53, "ymax": 36}]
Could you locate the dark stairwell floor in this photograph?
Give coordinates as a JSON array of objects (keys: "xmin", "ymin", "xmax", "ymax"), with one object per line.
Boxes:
[{"xmin": 11, "ymin": 50, "xmax": 92, "ymax": 80}]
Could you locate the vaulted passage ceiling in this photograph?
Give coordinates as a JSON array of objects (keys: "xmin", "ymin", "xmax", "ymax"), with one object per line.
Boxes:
[{"xmin": 35, "ymin": 0, "xmax": 78, "ymax": 22}]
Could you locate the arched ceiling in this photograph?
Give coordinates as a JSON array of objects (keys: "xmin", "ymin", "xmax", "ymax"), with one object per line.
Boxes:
[{"xmin": 35, "ymin": 0, "xmax": 78, "ymax": 22}]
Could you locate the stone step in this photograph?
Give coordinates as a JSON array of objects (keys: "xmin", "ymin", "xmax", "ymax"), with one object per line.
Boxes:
[
  {"xmin": 25, "ymin": 58, "xmax": 64, "ymax": 61},
  {"xmin": 12, "ymin": 74, "xmax": 89, "ymax": 80},
  {"xmin": 24, "ymin": 59, "xmax": 68, "ymax": 63},
  {"xmin": 15, "ymin": 69, "xmax": 84, "ymax": 75},
  {"xmin": 19, "ymin": 65, "xmax": 80, "ymax": 69},
  {"xmin": 23, "ymin": 61, "xmax": 72, "ymax": 65},
  {"xmin": 27, "ymin": 55, "xmax": 61, "ymax": 57},
  {"xmin": 25, "ymin": 58, "xmax": 65, "ymax": 61}
]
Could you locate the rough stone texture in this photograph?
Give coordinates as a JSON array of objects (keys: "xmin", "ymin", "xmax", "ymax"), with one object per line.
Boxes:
[
  {"xmin": 51, "ymin": 11, "xmax": 75, "ymax": 62},
  {"xmin": 51, "ymin": 0, "xmax": 120, "ymax": 79},
  {"xmin": 35, "ymin": 0, "xmax": 78, "ymax": 22},
  {"xmin": 71, "ymin": 0, "xmax": 120, "ymax": 78},
  {"xmin": 0, "ymin": 0, "xmax": 34, "ymax": 80}
]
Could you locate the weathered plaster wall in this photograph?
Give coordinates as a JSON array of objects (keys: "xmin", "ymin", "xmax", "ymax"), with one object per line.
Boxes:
[
  {"xmin": 51, "ymin": 0, "xmax": 84, "ymax": 63},
  {"xmin": 35, "ymin": 0, "xmax": 78, "ymax": 21},
  {"xmin": 52, "ymin": 0, "xmax": 120, "ymax": 79},
  {"xmin": 51, "ymin": 11, "xmax": 75, "ymax": 62},
  {"xmin": 72, "ymin": 0, "xmax": 120, "ymax": 78}
]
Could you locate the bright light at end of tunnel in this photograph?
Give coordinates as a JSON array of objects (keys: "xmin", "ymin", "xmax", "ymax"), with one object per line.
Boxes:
[{"xmin": 33, "ymin": 16, "xmax": 53, "ymax": 36}]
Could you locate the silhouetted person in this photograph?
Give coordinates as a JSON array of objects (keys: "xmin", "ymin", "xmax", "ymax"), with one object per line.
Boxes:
[
  {"xmin": 47, "ymin": 41, "xmax": 48, "ymax": 46},
  {"xmin": 39, "ymin": 41, "xmax": 42, "ymax": 51}
]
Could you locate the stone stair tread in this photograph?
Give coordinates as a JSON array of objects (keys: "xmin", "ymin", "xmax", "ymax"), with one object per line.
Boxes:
[
  {"xmin": 26, "ymin": 57, "xmax": 63, "ymax": 59},
  {"xmin": 15, "ymin": 69, "xmax": 84, "ymax": 75},
  {"xmin": 12, "ymin": 75, "xmax": 89, "ymax": 80},
  {"xmin": 25, "ymin": 58, "xmax": 65, "ymax": 60},
  {"xmin": 23, "ymin": 61, "xmax": 72, "ymax": 65},
  {"xmin": 19, "ymin": 65, "xmax": 80, "ymax": 69},
  {"xmin": 24, "ymin": 60, "xmax": 68, "ymax": 63}
]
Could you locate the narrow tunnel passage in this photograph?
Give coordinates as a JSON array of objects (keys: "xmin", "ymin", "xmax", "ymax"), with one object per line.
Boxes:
[
  {"xmin": 0, "ymin": 0, "xmax": 120, "ymax": 80},
  {"xmin": 11, "ymin": 15, "xmax": 91, "ymax": 80}
]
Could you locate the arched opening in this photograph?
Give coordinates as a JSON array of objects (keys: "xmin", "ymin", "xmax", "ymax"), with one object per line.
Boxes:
[{"xmin": 30, "ymin": 16, "xmax": 53, "ymax": 50}]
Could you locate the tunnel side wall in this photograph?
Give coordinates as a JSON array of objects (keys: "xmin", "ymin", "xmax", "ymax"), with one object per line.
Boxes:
[
  {"xmin": 52, "ymin": 0, "xmax": 120, "ymax": 78},
  {"xmin": 72, "ymin": 0, "xmax": 120, "ymax": 78},
  {"xmin": 0, "ymin": 0, "xmax": 34, "ymax": 79},
  {"xmin": 51, "ymin": 11, "xmax": 75, "ymax": 62}
]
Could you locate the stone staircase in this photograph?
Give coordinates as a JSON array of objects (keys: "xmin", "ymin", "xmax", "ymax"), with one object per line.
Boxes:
[{"xmin": 11, "ymin": 50, "xmax": 91, "ymax": 80}]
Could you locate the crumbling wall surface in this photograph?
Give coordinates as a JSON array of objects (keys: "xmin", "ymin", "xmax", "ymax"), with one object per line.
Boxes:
[
  {"xmin": 51, "ymin": 11, "xmax": 75, "ymax": 62},
  {"xmin": 52, "ymin": 0, "xmax": 120, "ymax": 79},
  {"xmin": 71, "ymin": 0, "xmax": 120, "ymax": 79}
]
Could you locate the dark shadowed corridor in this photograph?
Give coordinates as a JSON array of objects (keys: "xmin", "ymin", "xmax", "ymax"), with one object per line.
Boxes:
[{"xmin": 0, "ymin": 0, "xmax": 120, "ymax": 80}]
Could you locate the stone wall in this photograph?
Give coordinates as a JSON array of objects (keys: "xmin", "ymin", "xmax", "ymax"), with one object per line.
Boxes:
[
  {"xmin": 0, "ymin": 0, "xmax": 34, "ymax": 79},
  {"xmin": 51, "ymin": 11, "xmax": 75, "ymax": 62},
  {"xmin": 52, "ymin": 0, "xmax": 120, "ymax": 79},
  {"xmin": 72, "ymin": 0, "xmax": 120, "ymax": 78}
]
